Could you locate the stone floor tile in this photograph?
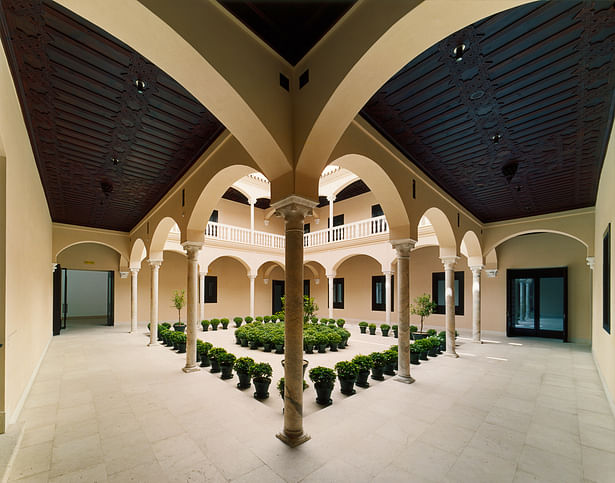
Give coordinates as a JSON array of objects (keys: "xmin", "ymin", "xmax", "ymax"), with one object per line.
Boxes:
[
  {"xmin": 48, "ymin": 462, "xmax": 107, "ymax": 482},
  {"xmin": 579, "ymin": 424, "xmax": 615, "ymax": 453},
  {"xmin": 524, "ymin": 422, "xmax": 582, "ymax": 461},
  {"xmin": 395, "ymin": 441, "xmax": 458, "ymax": 482},
  {"xmin": 467, "ymin": 421, "xmax": 525, "ymax": 462},
  {"xmin": 517, "ymin": 444, "xmax": 583, "ymax": 483},
  {"xmin": 106, "ymin": 460, "xmax": 168, "ymax": 483},
  {"xmin": 49, "ymin": 434, "xmax": 104, "ymax": 479},
  {"xmin": 582, "ymin": 445, "xmax": 615, "ymax": 483},
  {"xmin": 9, "ymin": 442, "xmax": 52, "ymax": 480},
  {"xmin": 230, "ymin": 464, "xmax": 284, "ymax": 483},
  {"xmin": 445, "ymin": 445, "xmax": 517, "ymax": 483},
  {"xmin": 20, "ymin": 424, "xmax": 55, "ymax": 449}
]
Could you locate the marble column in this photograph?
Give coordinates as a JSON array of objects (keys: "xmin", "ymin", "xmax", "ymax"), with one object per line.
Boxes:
[
  {"xmin": 392, "ymin": 240, "xmax": 415, "ymax": 383},
  {"xmin": 273, "ymin": 196, "xmax": 316, "ymax": 447},
  {"xmin": 182, "ymin": 242, "xmax": 202, "ymax": 373},
  {"xmin": 130, "ymin": 268, "xmax": 139, "ymax": 333},
  {"xmin": 441, "ymin": 256, "xmax": 459, "ymax": 357},
  {"xmin": 148, "ymin": 259, "xmax": 162, "ymax": 346},
  {"xmin": 470, "ymin": 265, "xmax": 484, "ymax": 343},
  {"xmin": 199, "ymin": 272, "xmax": 206, "ymax": 323},
  {"xmin": 249, "ymin": 274, "xmax": 256, "ymax": 319},
  {"xmin": 327, "ymin": 274, "xmax": 335, "ymax": 319},
  {"xmin": 384, "ymin": 270, "xmax": 393, "ymax": 325}
]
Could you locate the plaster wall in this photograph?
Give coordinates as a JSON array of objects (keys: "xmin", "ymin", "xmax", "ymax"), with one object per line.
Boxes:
[
  {"xmin": 56, "ymin": 243, "xmax": 130, "ymax": 324},
  {"xmin": 592, "ymin": 122, "xmax": 615, "ymax": 406},
  {"xmin": 0, "ymin": 46, "xmax": 53, "ymax": 430},
  {"xmin": 213, "ymin": 197, "xmax": 284, "ymax": 233}
]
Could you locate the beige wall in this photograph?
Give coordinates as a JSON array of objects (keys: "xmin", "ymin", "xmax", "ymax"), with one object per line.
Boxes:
[
  {"xmin": 1, "ymin": 47, "xmax": 53, "ymax": 430},
  {"xmin": 313, "ymin": 191, "xmax": 379, "ymax": 229},
  {"xmin": 213, "ymin": 197, "xmax": 284, "ymax": 234},
  {"xmin": 482, "ymin": 233, "xmax": 590, "ymax": 342},
  {"xmin": 593, "ymin": 124, "xmax": 615, "ymax": 406},
  {"xmin": 57, "ymin": 243, "xmax": 130, "ymax": 324}
]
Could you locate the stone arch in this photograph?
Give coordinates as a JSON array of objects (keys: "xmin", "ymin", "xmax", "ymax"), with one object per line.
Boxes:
[
  {"xmin": 332, "ymin": 154, "xmax": 410, "ymax": 239},
  {"xmin": 56, "ymin": 0, "xmax": 291, "ymax": 179},
  {"xmin": 460, "ymin": 230, "xmax": 483, "ymax": 267},
  {"xmin": 186, "ymin": 165, "xmax": 255, "ymax": 242},
  {"xmin": 333, "ymin": 253, "xmax": 383, "ymax": 274},
  {"xmin": 260, "ymin": 261, "xmax": 285, "ymax": 280},
  {"xmin": 485, "ymin": 248, "xmax": 498, "ymax": 270},
  {"xmin": 56, "ymin": 241, "xmax": 128, "ymax": 269},
  {"xmin": 420, "ymin": 208, "xmax": 457, "ymax": 258},
  {"xmin": 204, "ymin": 254, "xmax": 251, "ymax": 276},
  {"xmin": 295, "ymin": 0, "xmax": 526, "ymax": 181},
  {"xmin": 150, "ymin": 217, "xmax": 180, "ymax": 260},
  {"xmin": 129, "ymin": 238, "xmax": 147, "ymax": 269},
  {"xmin": 485, "ymin": 229, "xmax": 589, "ymax": 257}
]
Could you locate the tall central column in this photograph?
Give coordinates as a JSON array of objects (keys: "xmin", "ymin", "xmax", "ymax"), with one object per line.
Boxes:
[
  {"xmin": 199, "ymin": 272, "xmax": 206, "ymax": 323},
  {"xmin": 327, "ymin": 274, "xmax": 335, "ymax": 319},
  {"xmin": 130, "ymin": 267, "xmax": 139, "ymax": 333},
  {"xmin": 470, "ymin": 265, "xmax": 484, "ymax": 343},
  {"xmin": 148, "ymin": 259, "xmax": 162, "ymax": 346},
  {"xmin": 248, "ymin": 274, "xmax": 256, "ymax": 319},
  {"xmin": 392, "ymin": 240, "xmax": 416, "ymax": 383},
  {"xmin": 384, "ymin": 270, "xmax": 393, "ymax": 324},
  {"xmin": 441, "ymin": 256, "xmax": 459, "ymax": 357},
  {"xmin": 182, "ymin": 242, "xmax": 202, "ymax": 373},
  {"xmin": 273, "ymin": 196, "xmax": 316, "ymax": 448}
]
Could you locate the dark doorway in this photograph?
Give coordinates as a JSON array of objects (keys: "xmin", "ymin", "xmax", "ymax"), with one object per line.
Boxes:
[
  {"xmin": 506, "ymin": 267, "xmax": 568, "ymax": 341},
  {"xmin": 52, "ymin": 265, "xmax": 62, "ymax": 336},
  {"xmin": 304, "ymin": 279, "xmax": 310, "ymax": 298},
  {"xmin": 272, "ymin": 280, "xmax": 285, "ymax": 314},
  {"xmin": 59, "ymin": 269, "xmax": 115, "ymax": 330}
]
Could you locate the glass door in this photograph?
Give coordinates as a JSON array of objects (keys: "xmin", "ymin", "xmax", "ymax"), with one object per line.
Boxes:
[{"xmin": 506, "ymin": 268, "xmax": 568, "ymax": 341}]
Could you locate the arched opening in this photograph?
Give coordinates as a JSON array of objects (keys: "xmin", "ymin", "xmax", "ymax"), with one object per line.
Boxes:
[
  {"xmin": 460, "ymin": 230, "xmax": 483, "ymax": 268},
  {"xmin": 150, "ymin": 217, "xmax": 181, "ymax": 261},
  {"xmin": 419, "ymin": 208, "xmax": 456, "ymax": 258},
  {"xmin": 129, "ymin": 239, "xmax": 147, "ymax": 269}
]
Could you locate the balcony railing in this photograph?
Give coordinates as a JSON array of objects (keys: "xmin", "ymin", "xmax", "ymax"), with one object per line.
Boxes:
[{"xmin": 203, "ymin": 216, "xmax": 388, "ymax": 249}]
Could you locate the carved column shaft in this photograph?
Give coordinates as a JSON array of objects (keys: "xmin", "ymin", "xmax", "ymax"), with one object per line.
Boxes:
[
  {"xmin": 183, "ymin": 242, "xmax": 202, "ymax": 373},
  {"xmin": 384, "ymin": 270, "xmax": 392, "ymax": 325},
  {"xmin": 392, "ymin": 240, "xmax": 415, "ymax": 383},
  {"xmin": 470, "ymin": 265, "xmax": 484, "ymax": 343},
  {"xmin": 148, "ymin": 260, "xmax": 162, "ymax": 346},
  {"xmin": 130, "ymin": 268, "xmax": 139, "ymax": 333},
  {"xmin": 442, "ymin": 256, "xmax": 459, "ymax": 357}
]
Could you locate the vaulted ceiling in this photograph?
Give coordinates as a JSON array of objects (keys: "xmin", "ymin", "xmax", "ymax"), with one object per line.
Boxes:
[{"xmin": 1, "ymin": 0, "xmax": 614, "ymax": 231}]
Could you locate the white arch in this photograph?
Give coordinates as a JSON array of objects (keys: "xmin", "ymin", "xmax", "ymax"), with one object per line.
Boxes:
[
  {"xmin": 460, "ymin": 230, "xmax": 483, "ymax": 267},
  {"xmin": 333, "ymin": 253, "xmax": 383, "ymax": 274},
  {"xmin": 150, "ymin": 217, "xmax": 180, "ymax": 260},
  {"xmin": 129, "ymin": 238, "xmax": 147, "ymax": 269},
  {"xmin": 56, "ymin": 241, "xmax": 128, "ymax": 269},
  {"xmin": 485, "ymin": 229, "xmax": 589, "ymax": 256},
  {"xmin": 420, "ymin": 208, "xmax": 457, "ymax": 258}
]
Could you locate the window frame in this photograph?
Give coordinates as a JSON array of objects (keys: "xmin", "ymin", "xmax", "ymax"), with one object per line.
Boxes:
[
  {"xmin": 333, "ymin": 277, "xmax": 344, "ymax": 309},
  {"xmin": 432, "ymin": 271, "xmax": 464, "ymax": 315},
  {"xmin": 371, "ymin": 275, "xmax": 394, "ymax": 312},
  {"xmin": 204, "ymin": 275, "xmax": 217, "ymax": 303}
]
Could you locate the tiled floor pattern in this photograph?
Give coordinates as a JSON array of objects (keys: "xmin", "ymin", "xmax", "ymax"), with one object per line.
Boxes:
[{"xmin": 8, "ymin": 319, "xmax": 615, "ymax": 482}]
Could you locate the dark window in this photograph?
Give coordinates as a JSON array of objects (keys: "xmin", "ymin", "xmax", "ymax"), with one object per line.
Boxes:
[
  {"xmin": 372, "ymin": 275, "xmax": 394, "ymax": 311},
  {"xmin": 204, "ymin": 276, "xmax": 217, "ymax": 303},
  {"xmin": 371, "ymin": 204, "xmax": 384, "ymax": 218},
  {"xmin": 328, "ymin": 214, "xmax": 344, "ymax": 241},
  {"xmin": 604, "ymin": 224, "xmax": 611, "ymax": 334},
  {"xmin": 333, "ymin": 278, "xmax": 344, "ymax": 309},
  {"xmin": 209, "ymin": 210, "xmax": 218, "ymax": 223},
  {"xmin": 303, "ymin": 223, "xmax": 310, "ymax": 247},
  {"xmin": 432, "ymin": 271, "xmax": 464, "ymax": 315},
  {"xmin": 303, "ymin": 223, "xmax": 310, "ymax": 233},
  {"xmin": 304, "ymin": 279, "xmax": 310, "ymax": 298}
]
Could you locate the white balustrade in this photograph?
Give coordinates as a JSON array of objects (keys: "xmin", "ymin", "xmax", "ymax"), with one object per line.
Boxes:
[{"xmin": 205, "ymin": 222, "xmax": 285, "ymax": 248}]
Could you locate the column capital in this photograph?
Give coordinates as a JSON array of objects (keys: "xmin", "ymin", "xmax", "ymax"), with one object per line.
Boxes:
[
  {"xmin": 586, "ymin": 256, "xmax": 595, "ymax": 270},
  {"xmin": 440, "ymin": 255, "xmax": 459, "ymax": 270},
  {"xmin": 485, "ymin": 269, "xmax": 498, "ymax": 278},
  {"xmin": 326, "ymin": 194, "xmax": 336, "ymax": 203},
  {"xmin": 391, "ymin": 238, "xmax": 417, "ymax": 257},
  {"xmin": 272, "ymin": 195, "xmax": 318, "ymax": 219},
  {"xmin": 469, "ymin": 265, "xmax": 484, "ymax": 275},
  {"xmin": 130, "ymin": 267, "xmax": 140, "ymax": 275},
  {"xmin": 248, "ymin": 273, "xmax": 257, "ymax": 280},
  {"xmin": 326, "ymin": 273, "xmax": 335, "ymax": 279},
  {"xmin": 119, "ymin": 271, "xmax": 129, "ymax": 279},
  {"xmin": 383, "ymin": 270, "xmax": 393, "ymax": 276},
  {"xmin": 248, "ymin": 198, "xmax": 257, "ymax": 206},
  {"xmin": 52, "ymin": 263, "xmax": 58, "ymax": 272},
  {"xmin": 148, "ymin": 258, "xmax": 163, "ymax": 268}
]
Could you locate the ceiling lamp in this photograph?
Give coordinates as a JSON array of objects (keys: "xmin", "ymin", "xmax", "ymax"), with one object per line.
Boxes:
[
  {"xmin": 112, "ymin": 156, "xmax": 119, "ymax": 166},
  {"xmin": 134, "ymin": 79, "xmax": 146, "ymax": 94},
  {"xmin": 491, "ymin": 134, "xmax": 501, "ymax": 144},
  {"xmin": 502, "ymin": 161, "xmax": 518, "ymax": 184},
  {"xmin": 452, "ymin": 43, "xmax": 467, "ymax": 62}
]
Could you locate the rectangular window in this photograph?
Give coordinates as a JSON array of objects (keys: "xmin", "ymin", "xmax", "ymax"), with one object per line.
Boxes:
[
  {"xmin": 371, "ymin": 204, "xmax": 384, "ymax": 218},
  {"xmin": 604, "ymin": 223, "xmax": 611, "ymax": 334},
  {"xmin": 209, "ymin": 210, "xmax": 218, "ymax": 223},
  {"xmin": 432, "ymin": 271, "xmax": 464, "ymax": 315},
  {"xmin": 304, "ymin": 279, "xmax": 310, "ymax": 298},
  {"xmin": 328, "ymin": 214, "xmax": 345, "ymax": 242},
  {"xmin": 204, "ymin": 276, "xmax": 217, "ymax": 303},
  {"xmin": 333, "ymin": 278, "xmax": 344, "ymax": 309},
  {"xmin": 372, "ymin": 275, "xmax": 394, "ymax": 311}
]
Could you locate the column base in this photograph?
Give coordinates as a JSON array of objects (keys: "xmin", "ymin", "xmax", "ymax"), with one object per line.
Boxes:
[
  {"xmin": 444, "ymin": 351, "xmax": 459, "ymax": 358},
  {"xmin": 182, "ymin": 365, "xmax": 200, "ymax": 373},
  {"xmin": 147, "ymin": 341, "xmax": 159, "ymax": 347},
  {"xmin": 395, "ymin": 375, "xmax": 415, "ymax": 384},
  {"xmin": 473, "ymin": 339, "xmax": 483, "ymax": 344},
  {"xmin": 276, "ymin": 431, "xmax": 311, "ymax": 448}
]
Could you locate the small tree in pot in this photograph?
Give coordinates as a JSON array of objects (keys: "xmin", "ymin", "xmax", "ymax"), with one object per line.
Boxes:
[
  {"xmin": 277, "ymin": 378, "xmax": 308, "ymax": 400},
  {"xmin": 172, "ymin": 290, "xmax": 186, "ymax": 332},
  {"xmin": 368, "ymin": 323, "xmax": 377, "ymax": 335},
  {"xmin": 250, "ymin": 362, "xmax": 272, "ymax": 399},
  {"xmin": 309, "ymin": 366, "xmax": 336, "ymax": 406},
  {"xmin": 351, "ymin": 355, "xmax": 373, "ymax": 388},
  {"xmin": 410, "ymin": 293, "xmax": 437, "ymax": 339},
  {"xmin": 234, "ymin": 357, "xmax": 254, "ymax": 389},
  {"xmin": 335, "ymin": 360, "xmax": 359, "ymax": 396}
]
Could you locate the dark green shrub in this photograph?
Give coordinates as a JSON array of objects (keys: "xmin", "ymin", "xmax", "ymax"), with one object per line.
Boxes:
[
  {"xmin": 308, "ymin": 366, "xmax": 336, "ymax": 388},
  {"xmin": 250, "ymin": 362, "xmax": 272, "ymax": 382},
  {"xmin": 335, "ymin": 361, "xmax": 359, "ymax": 379},
  {"xmin": 369, "ymin": 352, "xmax": 386, "ymax": 368},
  {"xmin": 359, "ymin": 321, "xmax": 368, "ymax": 327},
  {"xmin": 336, "ymin": 319, "xmax": 345, "ymax": 328},
  {"xmin": 351, "ymin": 355, "xmax": 373, "ymax": 372},
  {"xmin": 234, "ymin": 356, "xmax": 254, "ymax": 374},
  {"xmin": 218, "ymin": 352, "xmax": 236, "ymax": 367}
]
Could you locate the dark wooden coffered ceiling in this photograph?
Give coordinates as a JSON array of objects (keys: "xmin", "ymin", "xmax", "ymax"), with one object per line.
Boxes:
[
  {"xmin": 362, "ymin": 0, "xmax": 615, "ymax": 223},
  {"xmin": 0, "ymin": 0, "xmax": 224, "ymax": 231}
]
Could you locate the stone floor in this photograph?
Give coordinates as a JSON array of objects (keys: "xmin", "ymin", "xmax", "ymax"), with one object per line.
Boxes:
[{"xmin": 7, "ymin": 320, "xmax": 615, "ymax": 482}]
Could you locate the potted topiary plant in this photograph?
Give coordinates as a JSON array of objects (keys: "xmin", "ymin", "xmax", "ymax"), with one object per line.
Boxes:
[
  {"xmin": 335, "ymin": 360, "xmax": 359, "ymax": 396},
  {"xmin": 201, "ymin": 320, "xmax": 210, "ymax": 331},
  {"xmin": 328, "ymin": 331, "xmax": 341, "ymax": 352},
  {"xmin": 410, "ymin": 342, "xmax": 421, "ymax": 365},
  {"xmin": 368, "ymin": 323, "xmax": 377, "ymax": 335},
  {"xmin": 273, "ymin": 333, "xmax": 285, "ymax": 354},
  {"xmin": 427, "ymin": 328, "xmax": 437, "ymax": 336},
  {"xmin": 315, "ymin": 332, "xmax": 328, "ymax": 353},
  {"xmin": 414, "ymin": 339, "xmax": 429, "ymax": 361},
  {"xmin": 336, "ymin": 318, "xmax": 345, "ymax": 328},
  {"xmin": 359, "ymin": 321, "xmax": 368, "ymax": 334},
  {"xmin": 247, "ymin": 330, "xmax": 260, "ymax": 350},
  {"xmin": 263, "ymin": 315, "xmax": 271, "ymax": 323},
  {"xmin": 171, "ymin": 289, "xmax": 186, "ymax": 333},
  {"xmin": 410, "ymin": 325, "xmax": 418, "ymax": 336},
  {"xmin": 310, "ymin": 316, "xmax": 318, "ymax": 324},
  {"xmin": 389, "ymin": 344, "xmax": 399, "ymax": 370},
  {"xmin": 175, "ymin": 332, "xmax": 187, "ymax": 353},
  {"xmin": 218, "ymin": 352, "xmax": 236, "ymax": 379},
  {"xmin": 369, "ymin": 352, "xmax": 386, "ymax": 380},
  {"xmin": 197, "ymin": 340, "xmax": 213, "ymax": 367},
  {"xmin": 208, "ymin": 347, "xmax": 226, "ymax": 373},
  {"xmin": 262, "ymin": 332, "xmax": 274, "ymax": 352},
  {"xmin": 210, "ymin": 318, "xmax": 220, "ymax": 331},
  {"xmin": 427, "ymin": 336, "xmax": 440, "ymax": 357},
  {"xmin": 221, "ymin": 318, "xmax": 229, "ymax": 329},
  {"xmin": 320, "ymin": 318, "xmax": 328, "ymax": 325},
  {"xmin": 392, "ymin": 324, "xmax": 399, "ymax": 338},
  {"xmin": 234, "ymin": 316, "xmax": 243, "ymax": 328},
  {"xmin": 309, "ymin": 366, "xmax": 336, "ymax": 406},
  {"xmin": 304, "ymin": 332, "xmax": 317, "ymax": 354},
  {"xmin": 438, "ymin": 331, "xmax": 446, "ymax": 351},
  {"xmin": 159, "ymin": 327, "xmax": 169, "ymax": 343},
  {"xmin": 382, "ymin": 349, "xmax": 397, "ymax": 375},
  {"xmin": 250, "ymin": 362, "xmax": 272, "ymax": 399},
  {"xmin": 410, "ymin": 293, "xmax": 437, "ymax": 339},
  {"xmin": 234, "ymin": 356, "xmax": 254, "ymax": 389},
  {"xmin": 380, "ymin": 323, "xmax": 390, "ymax": 337},
  {"xmin": 351, "ymin": 354, "xmax": 373, "ymax": 388},
  {"xmin": 162, "ymin": 322, "xmax": 172, "ymax": 330}
]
